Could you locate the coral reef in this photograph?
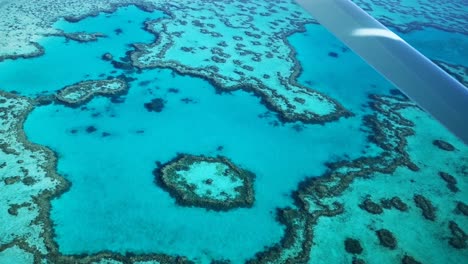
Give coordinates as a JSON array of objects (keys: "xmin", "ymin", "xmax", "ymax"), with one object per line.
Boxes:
[
  {"xmin": 352, "ymin": 0, "xmax": 468, "ymax": 34},
  {"xmin": 0, "ymin": 91, "xmax": 69, "ymax": 262},
  {"xmin": 55, "ymin": 78, "xmax": 128, "ymax": 107},
  {"xmin": 438, "ymin": 171, "xmax": 458, "ymax": 193},
  {"xmin": 414, "ymin": 194, "xmax": 436, "ymax": 221},
  {"xmin": 0, "ymin": 0, "xmax": 158, "ymax": 61},
  {"xmin": 154, "ymin": 154, "xmax": 255, "ymax": 211},
  {"xmin": 448, "ymin": 221, "xmax": 467, "ymax": 249},
  {"xmin": 0, "ymin": 91, "xmax": 193, "ymax": 264},
  {"xmin": 344, "ymin": 238, "xmax": 364, "ymax": 254},
  {"xmin": 101, "ymin": 53, "xmax": 114, "ymax": 61},
  {"xmin": 402, "ymin": 255, "xmax": 422, "ymax": 264},
  {"xmin": 455, "ymin": 201, "xmax": 468, "ymax": 216},
  {"xmin": 359, "ymin": 197, "xmax": 384, "ymax": 214},
  {"xmin": 0, "ymin": 0, "xmax": 466, "ymax": 263},
  {"xmin": 130, "ymin": 0, "xmax": 352, "ymax": 124},
  {"xmin": 380, "ymin": 197, "xmax": 408, "ymax": 212},
  {"xmin": 246, "ymin": 209, "xmax": 313, "ymax": 264},
  {"xmin": 46, "ymin": 32, "xmax": 107, "ymax": 42},
  {"xmin": 432, "ymin": 139, "xmax": 456, "ymax": 151},
  {"xmin": 144, "ymin": 97, "xmax": 165, "ymax": 112},
  {"xmin": 248, "ymin": 92, "xmax": 468, "ymax": 263},
  {"xmin": 376, "ymin": 229, "xmax": 397, "ymax": 249}
]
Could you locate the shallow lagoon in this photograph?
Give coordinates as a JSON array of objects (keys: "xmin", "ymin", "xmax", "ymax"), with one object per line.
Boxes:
[
  {"xmin": 0, "ymin": 1, "xmax": 466, "ymax": 263},
  {"xmin": 0, "ymin": 6, "xmax": 161, "ymax": 96},
  {"xmin": 23, "ymin": 5, "xmax": 372, "ymax": 262}
]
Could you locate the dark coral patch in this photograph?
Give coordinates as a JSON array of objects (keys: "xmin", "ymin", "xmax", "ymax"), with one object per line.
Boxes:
[
  {"xmin": 144, "ymin": 98, "xmax": 166, "ymax": 112},
  {"xmin": 359, "ymin": 197, "xmax": 383, "ymax": 214},
  {"xmin": 455, "ymin": 201, "xmax": 468, "ymax": 216},
  {"xmin": 402, "ymin": 255, "xmax": 422, "ymax": 264},
  {"xmin": 344, "ymin": 238, "xmax": 363, "ymax": 254},
  {"xmin": 35, "ymin": 95, "xmax": 55, "ymax": 106},
  {"xmin": 381, "ymin": 197, "xmax": 408, "ymax": 211},
  {"xmin": 376, "ymin": 229, "xmax": 397, "ymax": 249},
  {"xmin": 22, "ymin": 177, "xmax": 37, "ymax": 186},
  {"xmin": 390, "ymin": 197, "xmax": 408, "ymax": 211},
  {"xmin": 414, "ymin": 194, "xmax": 436, "ymax": 221},
  {"xmin": 180, "ymin": 97, "xmax": 196, "ymax": 104},
  {"xmin": 448, "ymin": 221, "xmax": 467, "ymax": 249},
  {"xmin": 102, "ymin": 53, "xmax": 113, "ymax": 61},
  {"xmin": 438, "ymin": 171, "xmax": 458, "ymax": 192},
  {"xmin": 7, "ymin": 202, "xmax": 31, "ymax": 216},
  {"xmin": 352, "ymin": 258, "xmax": 365, "ymax": 264},
  {"xmin": 86, "ymin": 126, "xmax": 97, "ymax": 133},
  {"xmin": 432, "ymin": 139, "xmax": 456, "ymax": 151},
  {"xmin": 111, "ymin": 60, "xmax": 134, "ymax": 71},
  {"xmin": 328, "ymin": 52, "xmax": 339, "ymax": 58},
  {"xmin": 3, "ymin": 176, "xmax": 21, "ymax": 185}
]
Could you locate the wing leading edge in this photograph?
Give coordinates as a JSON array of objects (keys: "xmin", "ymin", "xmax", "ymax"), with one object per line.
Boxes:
[{"xmin": 295, "ymin": 0, "xmax": 468, "ymax": 144}]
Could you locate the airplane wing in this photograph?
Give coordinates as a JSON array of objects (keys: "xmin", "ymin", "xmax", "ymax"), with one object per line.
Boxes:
[{"xmin": 295, "ymin": 0, "xmax": 468, "ymax": 144}]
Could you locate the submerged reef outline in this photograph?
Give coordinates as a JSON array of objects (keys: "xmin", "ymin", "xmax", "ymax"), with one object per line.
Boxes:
[
  {"xmin": 154, "ymin": 154, "xmax": 255, "ymax": 211},
  {"xmin": 55, "ymin": 78, "xmax": 129, "ymax": 107},
  {"xmin": 129, "ymin": 0, "xmax": 352, "ymax": 124},
  {"xmin": 0, "ymin": 0, "xmax": 467, "ymax": 263}
]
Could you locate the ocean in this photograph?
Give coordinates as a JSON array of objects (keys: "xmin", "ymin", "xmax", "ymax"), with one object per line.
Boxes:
[{"xmin": 0, "ymin": 1, "xmax": 466, "ymax": 263}]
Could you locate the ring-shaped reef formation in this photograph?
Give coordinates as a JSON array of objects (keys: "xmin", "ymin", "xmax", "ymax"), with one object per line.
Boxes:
[
  {"xmin": 0, "ymin": 91, "xmax": 194, "ymax": 264},
  {"xmin": 1, "ymin": 0, "xmax": 467, "ymax": 263},
  {"xmin": 55, "ymin": 78, "xmax": 129, "ymax": 107},
  {"xmin": 154, "ymin": 154, "xmax": 255, "ymax": 211},
  {"xmin": 130, "ymin": 0, "xmax": 352, "ymax": 125},
  {"xmin": 1, "ymin": 66, "xmax": 467, "ymax": 264}
]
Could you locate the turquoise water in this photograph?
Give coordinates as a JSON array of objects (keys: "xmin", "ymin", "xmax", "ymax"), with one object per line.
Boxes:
[
  {"xmin": 1, "ymin": 1, "xmax": 467, "ymax": 263},
  {"xmin": 25, "ymin": 69, "xmax": 367, "ymax": 261},
  {"xmin": 23, "ymin": 7, "xmax": 370, "ymax": 261},
  {"xmin": 389, "ymin": 26, "xmax": 468, "ymax": 65},
  {"xmin": 0, "ymin": 6, "xmax": 161, "ymax": 95},
  {"xmin": 289, "ymin": 24, "xmax": 393, "ymax": 113}
]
